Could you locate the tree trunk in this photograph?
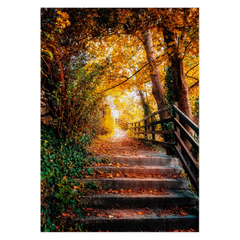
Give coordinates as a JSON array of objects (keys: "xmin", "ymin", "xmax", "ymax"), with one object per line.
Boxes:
[
  {"xmin": 139, "ymin": 90, "xmax": 150, "ymax": 117},
  {"xmin": 163, "ymin": 29, "xmax": 194, "ymax": 149},
  {"xmin": 143, "ymin": 29, "xmax": 168, "ymax": 120},
  {"xmin": 53, "ymin": 47, "xmax": 65, "ymax": 96}
]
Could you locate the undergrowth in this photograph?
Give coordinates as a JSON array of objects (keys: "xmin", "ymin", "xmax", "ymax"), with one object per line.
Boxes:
[{"xmin": 41, "ymin": 123, "xmax": 98, "ymax": 232}]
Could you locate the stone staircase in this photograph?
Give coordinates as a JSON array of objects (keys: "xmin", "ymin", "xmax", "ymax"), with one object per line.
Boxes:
[{"xmin": 75, "ymin": 152, "xmax": 199, "ymax": 232}]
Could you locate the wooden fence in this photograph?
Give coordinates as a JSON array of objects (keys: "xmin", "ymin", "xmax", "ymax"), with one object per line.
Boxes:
[
  {"xmin": 116, "ymin": 103, "xmax": 199, "ymax": 195},
  {"xmin": 115, "ymin": 118, "xmax": 129, "ymax": 130}
]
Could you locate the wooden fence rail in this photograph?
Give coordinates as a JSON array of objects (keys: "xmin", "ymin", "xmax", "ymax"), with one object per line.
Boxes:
[
  {"xmin": 115, "ymin": 103, "xmax": 199, "ymax": 195},
  {"xmin": 115, "ymin": 118, "xmax": 129, "ymax": 129}
]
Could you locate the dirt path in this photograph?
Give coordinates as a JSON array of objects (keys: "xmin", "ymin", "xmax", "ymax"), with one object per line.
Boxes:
[{"xmin": 88, "ymin": 127, "xmax": 163, "ymax": 156}]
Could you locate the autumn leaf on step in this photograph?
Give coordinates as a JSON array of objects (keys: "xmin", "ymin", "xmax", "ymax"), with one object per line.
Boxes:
[
  {"xmin": 97, "ymin": 214, "xmax": 104, "ymax": 217},
  {"xmin": 87, "ymin": 208, "xmax": 94, "ymax": 211},
  {"xmin": 107, "ymin": 173, "xmax": 113, "ymax": 178},
  {"xmin": 62, "ymin": 213, "xmax": 70, "ymax": 217},
  {"xmin": 137, "ymin": 211, "xmax": 144, "ymax": 215},
  {"xmin": 180, "ymin": 209, "xmax": 188, "ymax": 216}
]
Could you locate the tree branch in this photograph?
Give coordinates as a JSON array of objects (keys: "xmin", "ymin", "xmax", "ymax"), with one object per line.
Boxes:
[
  {"xmin": 185, "ymin": 63, "xmax": 199, "ymax": 75},
  {"xmin": 187, "ymin": 74, "xmax": 199, "ymax": 90},
  {"xmin": 98, "ymin": 61, "xmax": 149, "ymax": 94},
  {"xmin": 189, "ymin": 80, "xmax": 199, "ymax": 89},
  {"xmin": 137, "ymin": 35, "xmax": 144, "ymax": 45},
  {"xmin": 186, "ymin": 75, "xmax": 199, "ymax": 81},
  {"xmin": 98, "ymin": 53, "xmax": 163, "ymax": 94}
]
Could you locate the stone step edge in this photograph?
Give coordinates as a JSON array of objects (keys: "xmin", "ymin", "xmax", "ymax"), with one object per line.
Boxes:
[
  {"xmin": 76, "ymin": 178, "xmax": 188, "ymax": 182},
  {"xmin": 90, "ymin": 166, "xmax": 182, "ymax": 174},
  {"xmin": 90, "ymin": 155, "xmax": 178, "ymax": 161},
  {"xmin": 75, "ymin": 178, "xmax": 190, "ymax": 191},
  {"xmin": 88, "ymin": 154, "xmax": 177, "ymax": 160},
  {"xmin": 80, "ymin": 192, "xmax": 199, "ymax": 210},
  {"xmin": 76, "ymin": 213, "xmax": 198, "ymax": 221},
  {"xmin": 77, "ymin": 214, "xmax": 199, "ymax": 232},
  {"xmin": 81, "ymin": 190, "xmax": 198, "ymax": 199},
  {"xmin": 73, "ymin": 214, "xmax": 199, "ymax": 232}
]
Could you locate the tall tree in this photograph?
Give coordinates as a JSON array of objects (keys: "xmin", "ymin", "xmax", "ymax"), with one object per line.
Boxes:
[
  {"xmin": 143, "ymin": 29, "xmax": 168, "ymax": 120},
  {"xmin": 158, "ymin": 8, "xmax": 199, "ymax": 147}
]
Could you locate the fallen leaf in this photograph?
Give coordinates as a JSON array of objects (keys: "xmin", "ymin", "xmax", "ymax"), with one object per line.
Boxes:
[{"xmin": 86, "ymin": 208, "xmax": 94, "ymax": 211}]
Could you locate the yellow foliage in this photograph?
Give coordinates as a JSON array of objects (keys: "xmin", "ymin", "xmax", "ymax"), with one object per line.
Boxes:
[{"xmin": 98, "ymin": 104, "xmax": 115, "ymax": 137}]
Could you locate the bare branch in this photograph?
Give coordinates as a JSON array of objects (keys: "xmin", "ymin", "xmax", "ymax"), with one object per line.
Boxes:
[
  {"xmin": 98, "ymin": 62, "xmax": 149, "ymax": 94},
  {"xmin": 189, "ymin": 80, "xmax": 199, "ymax": 89},
  {"xmin": 185, "ymin": 63, "xmax": 199, "ymax": 76},
  {"xmin": 186, "ymin": 75, "xmax": 199, "ymax": 81},
  {"xmin": 137, "ymin": 35, "xmax": 144, "ymax": 45}
]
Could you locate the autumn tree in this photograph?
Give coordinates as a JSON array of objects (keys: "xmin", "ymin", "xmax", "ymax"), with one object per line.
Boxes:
[
  {"xmin": 41, "ymin": 8, "xmax": 119, "ymax": 140},
  {"xmin": 41, "ymin": 8, "xmax": 199, "ymax": 146},
  {"xmin": 158, "ymin": 8, "xmax": 199, "ymax": 147},
  {"xmin": 106, "ymin": 8, "xmax": 199, "ymax": 146},
  {"xmin": 142, "ymin": 29, "xmax": 168, "ymax": 121}
]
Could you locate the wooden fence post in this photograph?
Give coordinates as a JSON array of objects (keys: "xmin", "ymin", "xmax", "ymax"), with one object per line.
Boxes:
[
  {"xmin": 151, "ymin": 116, "xmax": 155, "ymax": 140},
  {"xmin": 174, "ymin": 102, "xmax": 181, "ymax": 153},
  {"xmin": 144, "ymin": 119, "xmax": 147, "ymax": 139}
]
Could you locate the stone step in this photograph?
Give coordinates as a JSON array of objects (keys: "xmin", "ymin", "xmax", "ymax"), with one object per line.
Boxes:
[
  {"xmin": 93, "ymin": 155, "xmax": 179, "ymax": 167},
  {"xmin": 83, "ymin": 151, "xmax": 199, "ymax": 232},
  {"xmin": 91, "ymin": 165, "xmax": 182, "ymax": 175},
  {"xmin": 76, "ymin": 178, "xmax": 190, "ymax": 191},
  {"xmin": 81, "ymin": 190, "xmax": 198, "ymax": 210},
  {"xmin": 75, "ymin": 208, "xmax": 199, "ymax": 232}
]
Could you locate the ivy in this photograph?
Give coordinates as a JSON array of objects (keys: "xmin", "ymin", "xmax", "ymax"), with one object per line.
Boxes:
[
  {"xmin": 162, "ymin": 67, "xmax": 175, "ymax": 154},
  {"xmin": 41, "ymin": 124, "xmax": 96, "ymax": 232}
]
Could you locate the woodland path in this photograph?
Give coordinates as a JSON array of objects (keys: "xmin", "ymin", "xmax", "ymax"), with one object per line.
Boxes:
[{"xmin": 76, "ymin": 128, "xmax": 199, "ymax": 232}]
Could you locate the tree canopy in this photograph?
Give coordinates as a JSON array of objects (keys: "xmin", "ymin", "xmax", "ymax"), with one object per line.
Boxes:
[{"xmin": 41, "ymin": 8, "xmax": 199, "ymax": 142}]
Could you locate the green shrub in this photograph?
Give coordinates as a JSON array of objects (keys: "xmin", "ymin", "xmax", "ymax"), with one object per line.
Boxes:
[{"xmin": 41, "ymin": 123, "xmax": 95, "ymax": 232}]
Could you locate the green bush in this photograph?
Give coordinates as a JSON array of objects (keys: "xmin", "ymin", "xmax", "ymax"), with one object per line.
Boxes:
[{"xmin": 41, "ymin": 123, "xmax": 95, "ymax": 232}]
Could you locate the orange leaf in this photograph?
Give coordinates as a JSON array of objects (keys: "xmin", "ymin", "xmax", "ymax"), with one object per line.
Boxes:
[{"xmin": 137, "ymin": 211, "xmax": 144, "ymax": 215}]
